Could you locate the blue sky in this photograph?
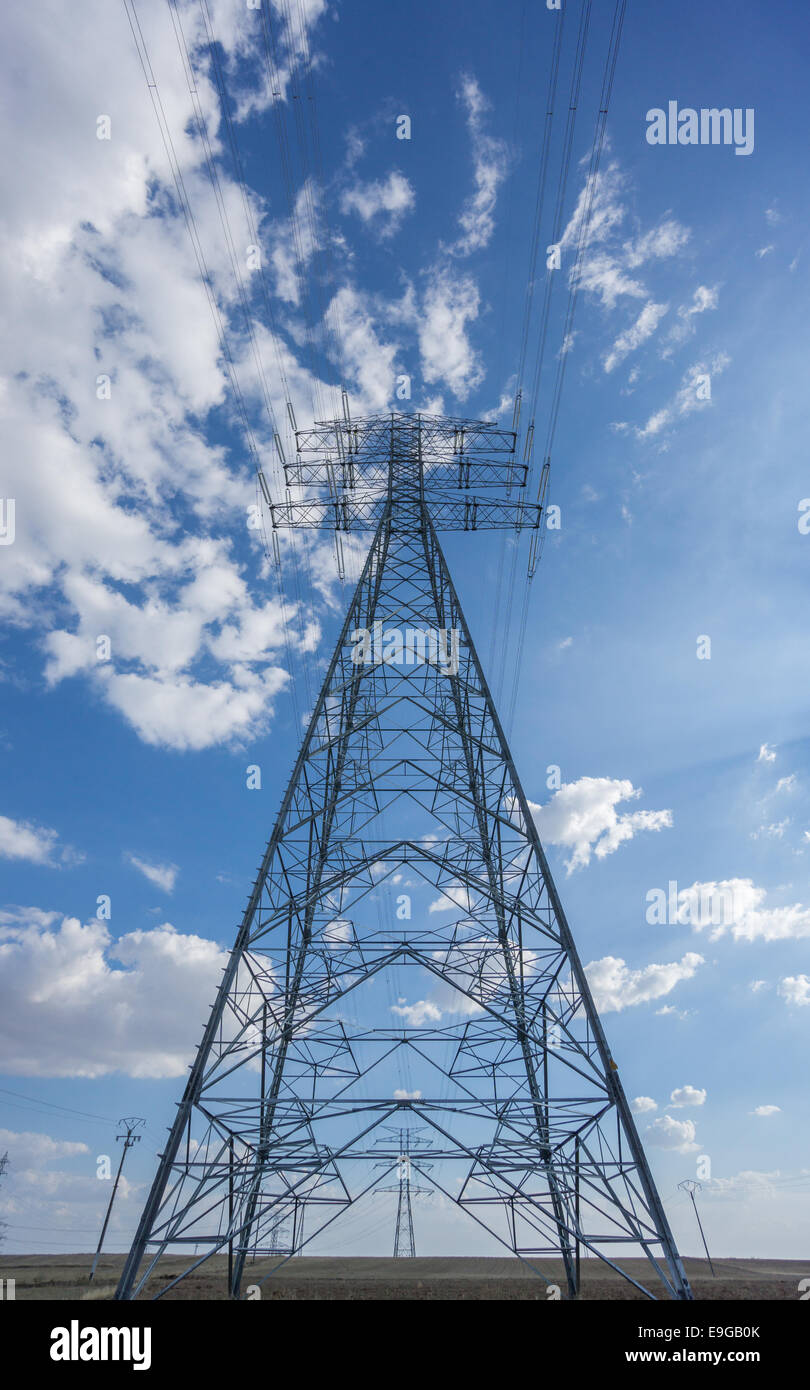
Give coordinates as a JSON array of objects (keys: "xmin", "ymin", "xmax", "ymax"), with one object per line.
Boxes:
[{"xmin": 1, "ymin": 0, "xmax": 809, "ymax": 1265}]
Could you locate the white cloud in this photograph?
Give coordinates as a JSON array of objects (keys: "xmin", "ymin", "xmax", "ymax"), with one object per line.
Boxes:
[
  {"xmin": 755, "ymin": 244, "xmax": 774, "ymax": 258},
  {"xmin": 559, "ymin": 163, "xmax": 689, "ymax": 309},
  {"xmin": 340, "ymin": 170, "xmax": 415, "ymax": 239},
  {"xmin": 779, "ymin": 974, "xmax": 810, "ymax": 1006},
  {"xmin": 329, "ymin": 284, "xmax": 402, "ymax": 412},
  {"xmin": 663, "ymin": 284, "xmax": 719, "ymax": 351},
  {"xmin": 529, "ymin": 776, "xmax": 672, "ymax": 873},
  {"xmin": 447, "ymin": 75, "xmax": 509, "ymax": 256},
  {"xmin": 584, "ymin": 951, "xmax": 704, "ymax": 1013},
  {"xmin": 750, "ymin": 1105, "xmax": 780, "ymax": 1117},
  {"xmin": 393, "ymin": 1088, "xmax": 422, "ymax": 1100},
  {"xmin": 0, "ymin": 1128, "xmax": 90, "ymax": 1166},
  {"xmin": 126, "ymin": 853, "xmax": 179, "ymax": 894},
  {"xmin": 631, "ymin": 1096, "xmax": 658, "ymax": 1114},
  {"xmin": 0, "ymin": 2, "xmax": 342, "ymax": 753},
  {"xmin": 668, "ymin": 1084, "xmax": 706, "ymax": 1108},
  {"xmin": 390, "ymin": 1000, "xmax": 443, "ymax": 1027},
  {"xmin": 645, "ymin": 1114, "xmax": 698, "ymax": 1153},
  {"xmin": 429, "ymin": 883, "xmax": 472, "ymax": 914},
  {"xmin": 636, "ymin": 352, "xmax": 730, "ymax": 440},
  {"xmin": 0, "ymin": 906, "xmax": 227, "ymax": 1077},
  {"xmin": 685, "ymin": 878, "xmax": 810, "ymax": 943},
  {"xmin": 623, "ymin": 219, "xmax": 691, "ymax": 268},
  {"xmin": 603, "ymin": 301, "xmax": 668, "ymax": 373},
  {"xmin": 418, "ymin": 270, "xmax": 484, "ymax": 400},
  {"xmin": 572, "ymin": 252, "xmax": 645, "ymax": 310},
  {"xmin": 0, "ymin": 815, "xmax": 61, "ymax": 866},
  {"xmin": 701, "ymin": 1168, "xmax": 797, "ymax": 1200},
  {"xmin": 757, "ymin": 743, "xmax": 777, "ymax": 763},
  {"xmin": 751, "ymin": 818, "xmax": 790, "ymax": 840}
]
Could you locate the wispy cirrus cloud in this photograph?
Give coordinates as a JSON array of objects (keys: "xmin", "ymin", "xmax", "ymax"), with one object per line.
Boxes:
[
  {"xmin": 126, "ymin": 853, "xmax": 179, "ymax": 894},
  {"xmin": 446, "ymin": 74, "xmax": 509, "ymax": 257},
  {"xmin": 604, "ymin": 300, "xmax": 668, "ymax": 372},
  {"xmin": 616, "ymin": 351, "xmax": 731, "ymax": 441},
  {"xmin": 560, "ymin": 163, "xmax": 690, "ymax": 309}
]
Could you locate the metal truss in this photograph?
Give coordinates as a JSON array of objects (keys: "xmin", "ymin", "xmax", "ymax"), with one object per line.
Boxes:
[
  {"xmin": 269, "ymin": 412, "xmax": 538, "ymax": 531},
  {"xmin": 116, "ymin": 414, "xmax": 692, "ymax": 1302}
]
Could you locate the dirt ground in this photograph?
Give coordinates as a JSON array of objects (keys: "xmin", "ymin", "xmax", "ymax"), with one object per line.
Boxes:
[{"xmin": 2, "ymin": 1253, "xmax": 807, "ymax": 1300}]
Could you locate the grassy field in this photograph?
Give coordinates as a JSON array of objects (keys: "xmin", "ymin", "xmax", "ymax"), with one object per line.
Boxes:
[{"xmin": 2, "ymin": 1253, "xmax": 807, "ymax": 1301}]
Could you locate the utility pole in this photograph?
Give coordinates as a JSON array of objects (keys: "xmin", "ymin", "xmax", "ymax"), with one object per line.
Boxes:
[
  {"xmin": 90, "ymin": 1118, "xmax": 144, "ymax": 1282},
  {"xmin": 0, "ymin": 1152, "xmax": 8, "ymax": 1251},
  {"xmin": 678, "ymin": 1179, "xmax": 715, "ymax": 1277}
]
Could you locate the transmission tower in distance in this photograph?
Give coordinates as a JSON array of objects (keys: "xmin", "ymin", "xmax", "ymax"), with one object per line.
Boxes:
[
  {"xmin": 116, "ymin": 413, "xmax": 692, "ymax": 1302},
  {"xmin": 374, "ymin": 1126, "xmax": 433, "ymax": 1258}
]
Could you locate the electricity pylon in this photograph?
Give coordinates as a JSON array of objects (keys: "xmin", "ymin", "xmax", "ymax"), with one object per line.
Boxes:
[
  {"xmin": 116, "ymin": 413, "xmax": 692, "ymax": 1302},
  {"xmin": 374, "ymin": 1126, "xmax": 433, "ymax": 1257}
]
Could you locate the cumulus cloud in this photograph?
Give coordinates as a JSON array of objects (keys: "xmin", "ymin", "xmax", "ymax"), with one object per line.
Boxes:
[
  {"xmin": 0, "ymin": 1128, "xmax": 90, "ymax": 1166},
  {"xmin": 631, "ymin": 1096, "xmax": 658, "ymax": 1114},
  {"xmin": 0, "ymin": 1126, "xmax": 140, "ymax": 1250},
  {"xmin": 668, "ymin": 1084, "xmax": 707, "ymax": 1108},
  {"xmin": 0, "ymin": 906, "xmax": 227, "ymax": 1077},
  {"xmin": 683, "ymin": 879, "xmax": 810, "ymax": 943},
  {"xmin": 758, "ymin": 744, "xmax": 777, "ymax": 763},
  {"xmin": 390, "ymin": 1000, "xmax": 443, "ymax": 1027},
  {"xmin": 645, "ymin": 1114, "xmax": 699, "ymax": 1153},
  {"xmin": 0, "ymin": 2, "xmax": 343, "ymax": 753},
  {"xmin": 0, "ymin": 815, "xmax": 62, "ymax": 866},
  {"xmin": 428, "ymin": 883, "xmax": 473, "ymax": 914},
  {"xmin": 779, "ymin": 974, "xmax": 810, "ymax": 1006},
  {"xmin": 529, "ymin": 777, "xmax": 672, "ymax": 873},
  {"xmin": 750, "ymin": 1105, "xmax": 781, "ymax": 1117},
  {"xmin": 584, "ymin": 952, "xmax": 704, "ymax": 1014}
]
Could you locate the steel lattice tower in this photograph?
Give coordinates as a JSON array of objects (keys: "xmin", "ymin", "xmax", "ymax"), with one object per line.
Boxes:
[
  {"xmin": 374, "ymin": 1127, "xmax": 433, "ymax": 1258},
  {"xmin": 393, "ymin": 1152, "xmax": 417, "ymax": 1259},
  {"xmin": 116, "ymin": 413, "xmax": 692, "ymax": 1302}
]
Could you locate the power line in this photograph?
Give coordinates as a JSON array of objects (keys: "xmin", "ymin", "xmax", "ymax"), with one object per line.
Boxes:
[
  {"xmin": 505, "ymin": 0, "xmax": 628, "ymax": 736},
  {"xmin": 0, "ymin": 1088, "xmax": 117, "ymax": 1125}
]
